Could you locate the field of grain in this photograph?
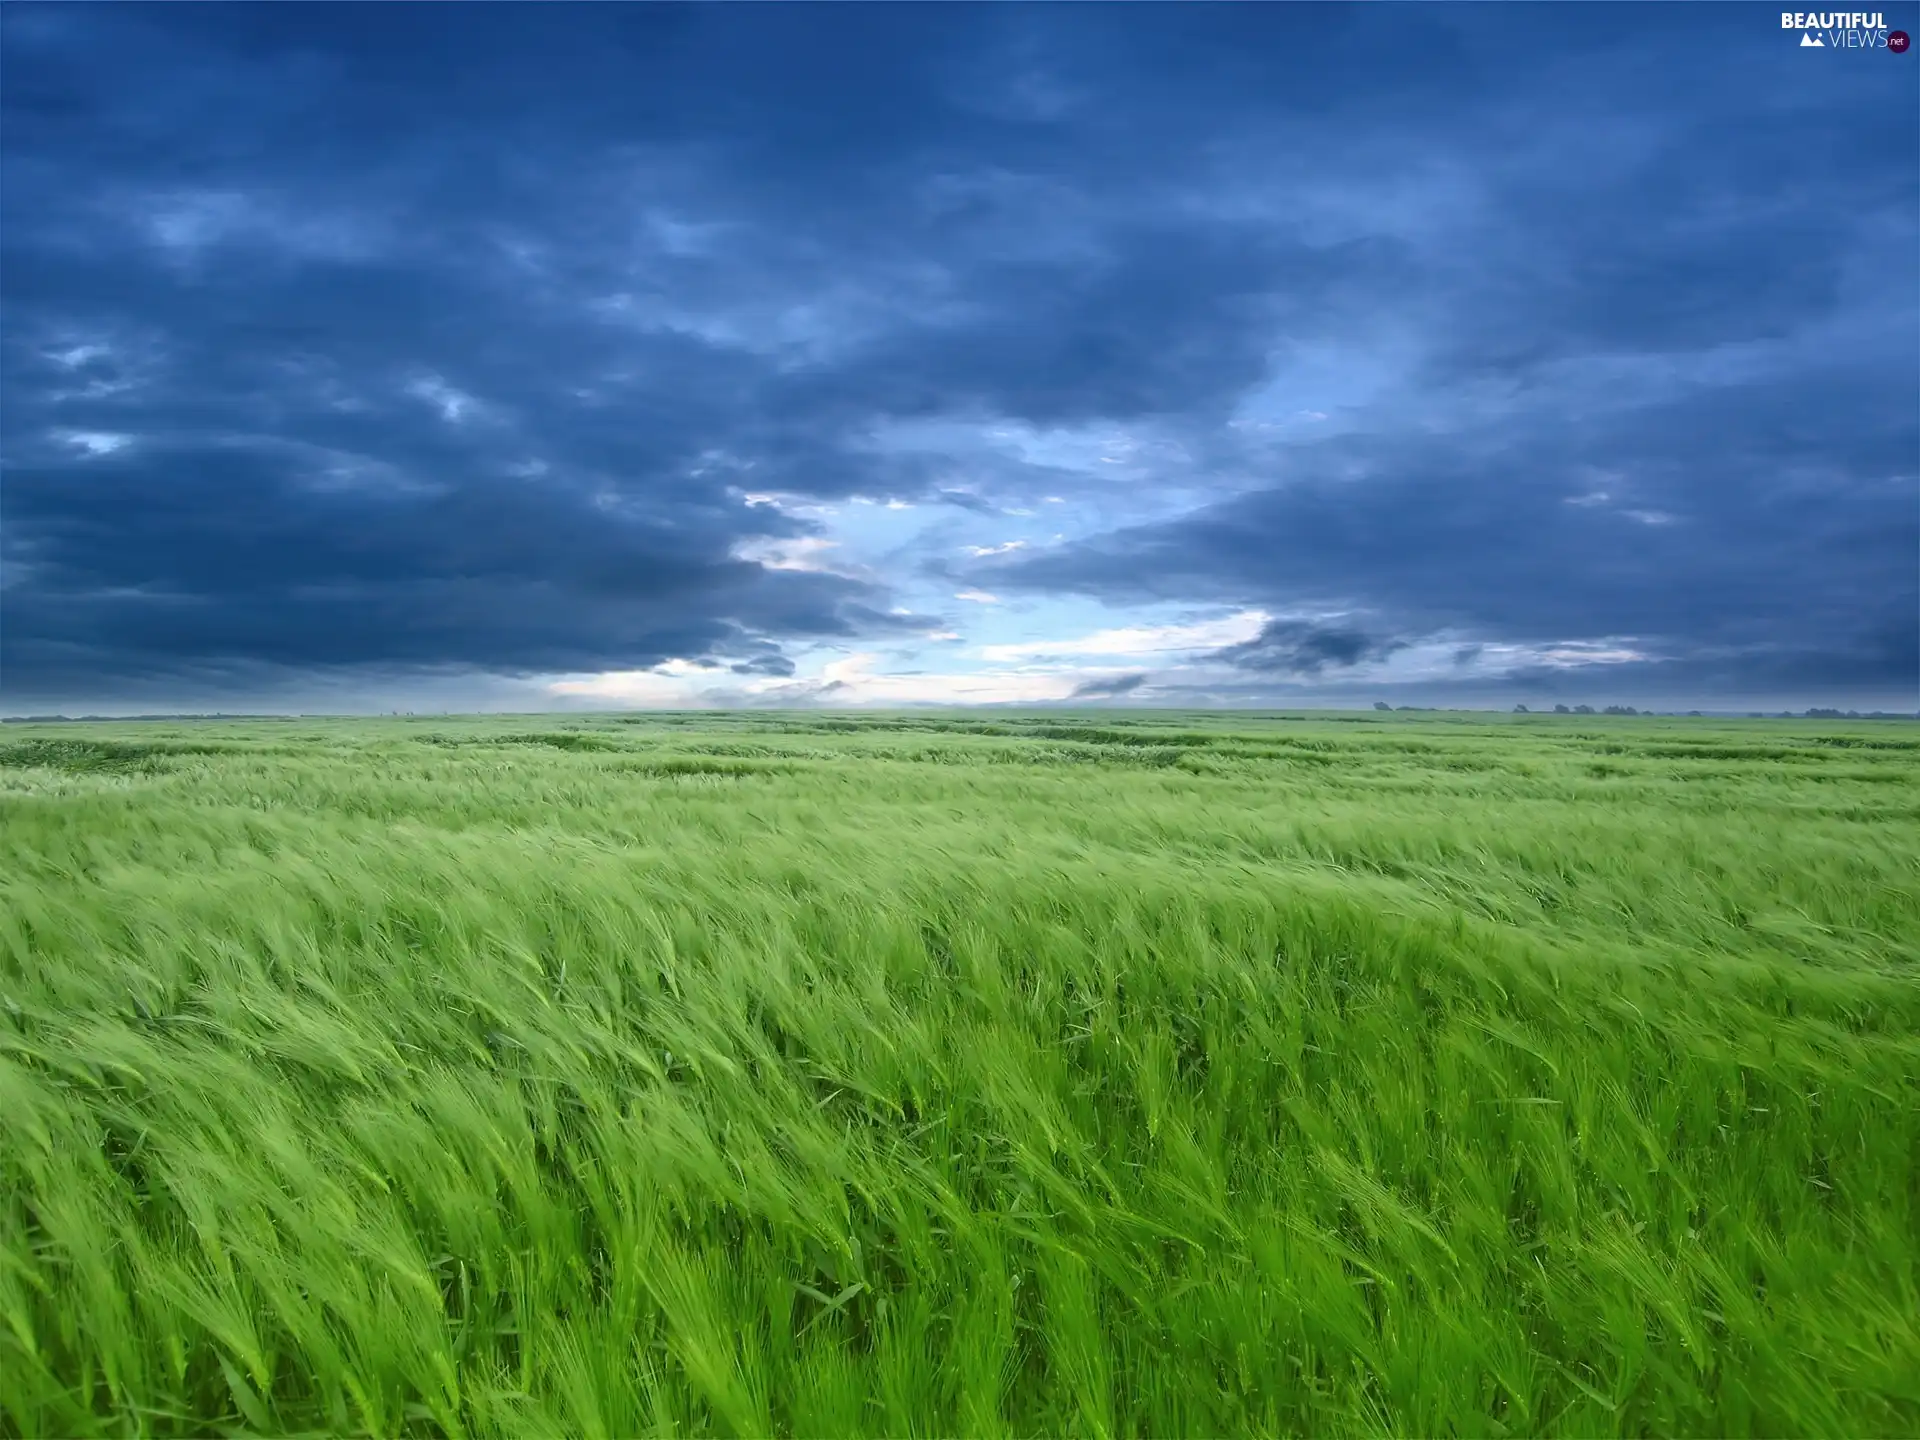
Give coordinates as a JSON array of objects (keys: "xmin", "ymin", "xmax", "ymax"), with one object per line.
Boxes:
[{"xmin": 2, "ymin": 711, "xmax": 1916, "ymax": 1436}]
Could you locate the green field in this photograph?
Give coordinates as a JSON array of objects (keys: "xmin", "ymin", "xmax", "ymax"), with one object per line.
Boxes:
[{"xmin": 2, "ymin": 711, "xmax": 1916, "ymax": 1437}]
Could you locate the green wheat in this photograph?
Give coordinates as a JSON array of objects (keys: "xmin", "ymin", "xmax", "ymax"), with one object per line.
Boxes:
[{"xmin": 2, "ymin": 710, "xmax": 1915, "ymax": 1436}]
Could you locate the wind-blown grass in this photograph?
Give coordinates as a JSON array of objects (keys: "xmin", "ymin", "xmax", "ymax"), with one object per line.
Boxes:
[{"xmin": 2, "ymin": 710, "xmax": 1916, "ymax": 1436}]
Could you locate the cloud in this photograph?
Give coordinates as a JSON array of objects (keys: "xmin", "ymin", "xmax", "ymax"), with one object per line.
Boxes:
[
  {"xmin": 979, "ymin": 609, "xmax": 1268, "ymax": 660},
  {"xmin": 405, "ymin": 374, "xmax": 489, "ymax": 425},
  {"xmin": 2, "ymin": 4, "xmax": 1912, "ymax": 709},
  {"xmin": 1003, "ymin": 349, "xmax": 1918, "ymax": 702},
  {"xmin": 731, "ymin": 536, "xmax": 849, "ymax": 574},
  {"xmin": 1210, "ymin": 619, "xmax": 1406, "ymax": 675},
  {"xmin": 57, "ymin": 430, "xmax": 133, "ymax": 456},
  {"xmin": 728, "ymin": 642, "xmax": 797, "ymax": 677},
  {"xmin": 548, "ymin": 653, "xmax": 1140, "ymax": 708},
  {"xmin": 1069, "ymin": 671, "xmax": 1147, "ymax": 699}
]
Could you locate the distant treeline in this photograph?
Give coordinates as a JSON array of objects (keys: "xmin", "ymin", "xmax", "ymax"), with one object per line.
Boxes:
[
  {"xmin": 1373, "ymin": 703, "xmax": 1919, "ymax": 719},
  {"xmin": 8, "ymin": 705, "xmax": 1919, "ymax": 724}
]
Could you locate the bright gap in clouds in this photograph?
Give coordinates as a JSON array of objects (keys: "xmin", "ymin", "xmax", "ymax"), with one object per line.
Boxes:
[
  {"xmin": 544, "ymin": 608, "xmax": 1288, "ymax": 710},
  {"xmin": 546, "ymin": 656, "xmax": 1148, "ymax": 707},
  {"xmin": 979, "ymin": 610, "xmax": 1270, "ymax": 660}
]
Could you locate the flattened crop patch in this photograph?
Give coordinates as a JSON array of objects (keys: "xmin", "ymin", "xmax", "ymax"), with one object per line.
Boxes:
[
  {"xmin": 489, "ymin": 732, "xmax": 625, "ymax": 752},
  {"xmin": 0, "ymin": 738, "xmax": 240, "ymax": 775},
  {"xmin": 621, "ymin": 756, "xmax": 799, "ymax": 778}
]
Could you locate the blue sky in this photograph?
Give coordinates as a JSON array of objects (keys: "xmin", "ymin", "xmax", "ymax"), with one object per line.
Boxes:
[{"xmin": 3, "ymin": 3, "xmax": 1916, "ymax": 712}]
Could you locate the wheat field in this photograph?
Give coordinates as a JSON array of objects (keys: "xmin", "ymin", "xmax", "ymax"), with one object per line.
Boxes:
[{"xmin": 2, "ymin": 711, "xmax": 1916, "ymax": 1436}]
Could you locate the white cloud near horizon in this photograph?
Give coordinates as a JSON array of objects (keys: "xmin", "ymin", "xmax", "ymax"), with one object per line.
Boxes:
[
  {"xmin": 978, "ymin": 608, "xmax": 1271, "ymax": 661},
  {"xmin": 546, "ymin": 652, "xmax": 1147, "ymax": 707}
]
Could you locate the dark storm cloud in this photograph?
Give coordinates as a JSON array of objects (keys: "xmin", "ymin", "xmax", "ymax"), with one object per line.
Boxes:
[
  {"xmin": 982, "ymin": 10, "xmax": 1919, "ymax": 707},
  {"xmin": 3, "ymin": 3, "xmax": 1915, "ymax": 707},
  {"xmin": 1068, "ymin": 673, "xmax": 1148, "ymax": 700},
  {"xmin": 1213, "ymin": 622, "xmax": 1407, "ymax": 677},
  {"xmin": 730, "ymin": 648, "xmax": 798, "ymax": 679},
  {"xmin": 1012, "ymin": 352, "xmax": 1918, "ymax": 698},
  {"xmin": 776, "ymin": 227, "xmax": 1404, "ymax": 429}
]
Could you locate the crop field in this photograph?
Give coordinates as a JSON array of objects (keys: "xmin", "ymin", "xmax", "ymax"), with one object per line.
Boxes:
[{"xmin": 2, "ymin": 710, "xmax": 1917, "ymax": 1437}]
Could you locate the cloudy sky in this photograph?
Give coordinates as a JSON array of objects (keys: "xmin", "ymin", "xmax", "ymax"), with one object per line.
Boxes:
[{"xmin": 3, "ymin": 4, "xmax": 1915, "ymax": 713}]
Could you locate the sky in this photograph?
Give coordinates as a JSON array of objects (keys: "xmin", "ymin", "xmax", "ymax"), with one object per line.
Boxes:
[{"xmin": 3, "ymin": 3, "xmax": 1916, "ymax": 714}]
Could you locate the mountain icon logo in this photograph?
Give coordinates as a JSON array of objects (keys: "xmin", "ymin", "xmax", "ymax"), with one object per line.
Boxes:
[{"xmin": 1799, "ymin": 31, "xmax": 1825, "ymax": 44}]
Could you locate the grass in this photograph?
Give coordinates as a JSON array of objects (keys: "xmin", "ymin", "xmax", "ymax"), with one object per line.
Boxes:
[{"xmin": 1, "ymin": 709, "xmax": 1917, "ymax": 1437}]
